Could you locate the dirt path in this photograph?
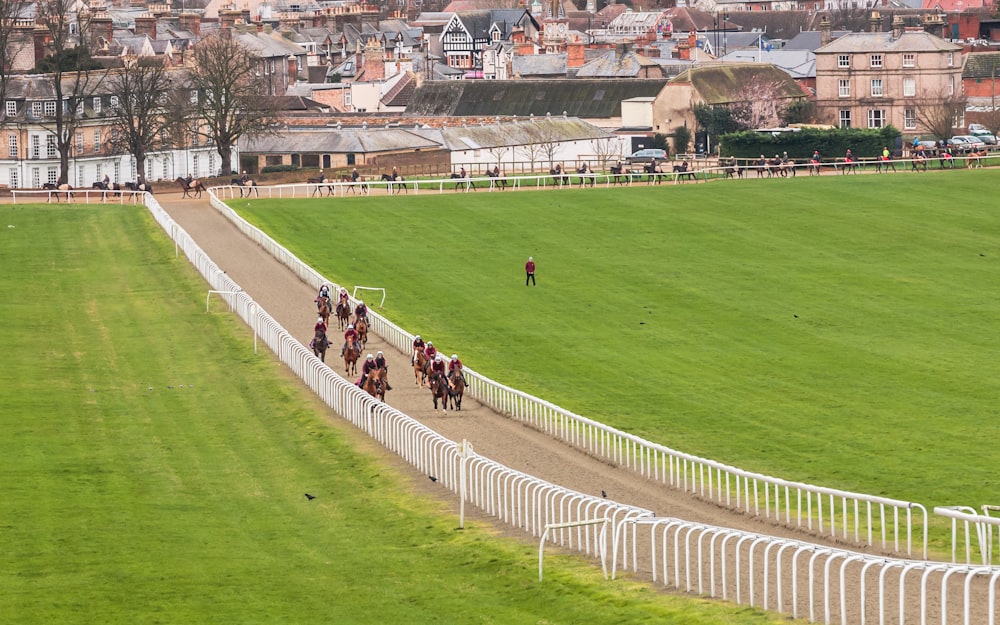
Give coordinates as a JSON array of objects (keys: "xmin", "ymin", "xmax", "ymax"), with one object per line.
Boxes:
[{"xmin": 155, "ymin": 192, "xmax": 983, "ymax": 624}]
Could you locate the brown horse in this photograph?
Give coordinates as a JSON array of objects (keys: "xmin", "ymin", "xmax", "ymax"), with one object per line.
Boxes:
[
  {"xmin": 355, "ymin": 317, "xmax": 369, "ymax": 349},
  {"xmin": 176, "ymin": 177, "xmax": 205, "ymax": 198},
  {"xmin": 310, "ymin": 329, "xmax": 330, "ymax": 363},
  {"xmin": 362, "ymin": 367, "xmax": 388, "ymax": 402},
  {"xmin": 316, "ymin": 295, "xmax": 332, "ymax": 328},
  {"xmin": 343, "ymin": 341, "xmax": 359, "ymax": 377},
  {"xmin": 429, "ymin": 372, "xmax": 448, "ymax": 412},
  {"xmin": 413, "ymin": 349, "xmax": 427, "ymax": 387},
  {"xmin": 336, "ymin": 302, "xmax": 351, "ymax": 331},
  {"xmin": 43, "ymin": 182, "xmax": 72, "ymax": 202},
  {"xmin": 448, "ymin": 371, "xmax": 466, "ymax": 411}
]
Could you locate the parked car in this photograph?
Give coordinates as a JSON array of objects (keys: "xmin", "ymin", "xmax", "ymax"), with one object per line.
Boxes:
[
  {"xmin": 625, "ymin": 148, "xmax": 667, "ymax": 164},
  {"xmin": 947, "ymin": 135, "xmax": 986, "ymax": 153},
  {"xmin": 969, "ymin": 129, "xmax": 997, "ymax": 145}
]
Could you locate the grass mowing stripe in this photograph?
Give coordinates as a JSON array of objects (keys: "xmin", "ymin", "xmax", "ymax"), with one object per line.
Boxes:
[
  {"xmin": 234, "ymin": 171, "xmax": 1000, "ymax": 527},
  {"xmin": 0, "ymin": 204, "xmax": 788, "ymax": 624}
]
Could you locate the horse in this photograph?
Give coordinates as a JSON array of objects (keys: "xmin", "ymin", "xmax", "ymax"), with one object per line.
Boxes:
[
  {"xmin": 92, "ymin": 181, "xmax": 123, "ymax": 201},
  {"xmin": 549, "ymin": 165, "xmax": 569, "ymax": 186},
  {"xmin": 307, "ymin": 175, "xmax": 334, "ymax": 197},
  {"xmin": 644, "ymin": 162, "xmax": 667, "ymax": 184},
  {"xmin": 124, "ymin": 181, "xmax": 154, "ymax": 197},
  {"xmin": 609, "ymin": 162, "xmax": 630, "ymax": 186},
  {"xmin": 807, "ymin": 160, "xmax": 822, "ymax": 176},
  {"xmin": 231, "ymin": 178, "xmax": 259, "ymax": 198},
  {"xmin": 448, "ymin": 371, "xmax": 466, "ymax": 411},
  {"xmin": 428, "ymin": 372, "xmax": 448, "ymax": 412},
  {"xmin": 335, "ymin": 301, "xmax": 351, "ymax": 330},
  {"xmin": 316, "ymin": 295, "xmax": 332, "ymax": 328},
  {"xmin": 343, "ymin": 341, "xmax": 359, "ymax": 377},
  {"xmin": 355, "ymin": 317, "xmax": 369, "ymax": 349},
  {"xmin": 447, "ymin": 172, "xmax": 475, "ymax": 191},
  {"xmin": 42, "ymin": 182, "xmax": 72, "ymax": 202},
  {"xmin": 722, "ymin": 158, "xmax": 743, "ymax": 179},
  {"xmin": 310, "ymin": 329, "xmax": 330, "ymax": 363},
  {"xmin": 361, "ymin": 367, "xmax": 386, "ymax": 401},
  {"xmin": 486, "ymin": 169, "xmax": 507, "ymax": 190},
  {"xmin": 413, "ymin": 348, "xmax": 428, "ymax": 387},
  {"xmin": 839, "ymin": 158, "xmax": 859, "ymax": 175},
  {"xmin": 339, "ymin": 174, "xmax": 369, "ymax": 195},
  {"xmin": 911, "ymin": 153, "xmax": 928, "ymax": 172},
  {"xmin": 967, "ymin": 149, "xmax": 987, "ymax": 168},
  {"xmin": 380, "ymin": 173, "xmax": 407, "ymax": 194},
  {"xmin": 175, "ymin": 177, "xmax": 205, "ymax": 199}
]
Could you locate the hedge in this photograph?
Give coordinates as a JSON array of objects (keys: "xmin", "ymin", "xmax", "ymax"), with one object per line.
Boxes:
[
  {"xmin": 261, "ymin": 164, "xmax": 301, "ymax": 173},
  {"xmin": 719, "ymin": 126, "xmax": 902, "ymax": 160}
]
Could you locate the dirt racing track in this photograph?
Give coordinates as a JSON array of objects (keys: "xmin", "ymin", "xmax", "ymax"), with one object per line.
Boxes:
[{"xmin": 155, "ymin": 187, "xmax": 998, "ymax": 625}]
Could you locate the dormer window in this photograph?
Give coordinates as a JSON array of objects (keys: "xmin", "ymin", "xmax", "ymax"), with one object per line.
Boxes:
[
  {"xmin": 93, "ymin": 97, "xmax": 101, "ymax": 114},
  {"xmin": 6, "ymin": 101, "xmax": 17, "ymax": 116}
]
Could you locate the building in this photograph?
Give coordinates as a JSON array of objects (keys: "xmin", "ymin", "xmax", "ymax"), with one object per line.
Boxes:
[{"xmin": 814, "ymin": 18, "xmax": 963, "ymax": 133}]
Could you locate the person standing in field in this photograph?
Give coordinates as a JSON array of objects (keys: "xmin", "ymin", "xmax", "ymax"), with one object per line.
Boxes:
[{"xmin": 525, "ymin": 256, "xmax": 535, "ymax": 286}]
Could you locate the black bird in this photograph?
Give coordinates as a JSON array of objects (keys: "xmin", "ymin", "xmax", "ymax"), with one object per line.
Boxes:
[
  {"xmin": 304, "ymin": 493, "xmax": 316, "ymax": 500},
  {"xmin": 429, "ymin": 476, "xmax": 438, "ymax": 483},
  {"xmin": 601, "ymin": 490, "xmax": 607, "ymax": 498}
]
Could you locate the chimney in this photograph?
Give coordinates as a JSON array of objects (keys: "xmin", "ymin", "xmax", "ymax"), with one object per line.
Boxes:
[
  {"xmin": 90, "ymin": 12, "xmax": 114, "ymax": 48},
  {"xmin": 869, "ymin": 11, "xmax": 883, "ymax": 33},
  {"xmin": 33, "ymin": 25, "xmax": 51, "ymax": 67},
  {"xmin": 362, "ymin": 37, "xmax": 385, "ymax": 81},
  {"xmin": 179, "ymin": 12, "xmax": 201, "ymax": 35},
  {"xmin": 923, "ymin": 13, "xmax": 945, "ymax": 38},
  {"xmin": 819, "ymin": 14, "xmax": 831, "ymax": 47},
  {"xmin": 567, "ymin": 37, "xmax": 585, "ymax": 67},
  {"xmin": 134, "ymin": 13, "xmax": 157, "ymax": 38},
  {"xmin": 891, "ymin": 15, "xmax": 904, "ymax": 39},
  {"xmin": 220, "ymin": 9, "xmax": 242, "ymax": 29},
  {"xmin": 687, "ymin": 29, "xmax": 697, "ymax": 51},
  {"xmin": 677, "ymin": 37, "xmax": 691, "ymax": 60},
  {"xmin": 287, "ymin": 54, "xmax": 298, "ymax": 87}
]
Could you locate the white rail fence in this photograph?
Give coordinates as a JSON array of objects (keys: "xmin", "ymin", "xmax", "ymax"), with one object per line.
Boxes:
[
  {"xmin": 205, "ymin": 185, "xmax": 930, "ymax": 559},
  {"xmin": 142, "ymin": 190, "xmax": 1000, "ymax": 624}
]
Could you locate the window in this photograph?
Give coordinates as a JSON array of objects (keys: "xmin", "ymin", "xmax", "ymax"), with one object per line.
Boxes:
[
  {"xmin": 839, "ymin": 109, "xmax": 851, "ymax": 129},
  {"xmin": 44, "ymin": 101, "xmax": 56, "ymax": 116},
  {"xmin": 867, "ymin": 109, "xmax": 885, "ymax": 128},
  {"xmin": 190, "ymin": 90, "xmax": 198, "ymax": 104},
  {"xmin": 904, "ymin": 108, "xmax": 916, "ymax": 130},
  {"xmin": 47, "ymin": 167, "xmax": 57, "ymax": 185},
  {"xmin": 76, "ymin": 132, "xmax": 84, "ymax": 154},
  {"xmin": 8, "ymin": 134, "xmax": 17, "ymax": 158},
  {"xmin": 838, "ymin": 79, "xmax": 850, "ymax": 98},
  {"xmin": 903, "ymin": 78, "xmax": 915, "ymax": 97},
  {"xmin": 76, "ymin": 101, "xmax": 84, "ymax": 115},
  {"xmin": 46, "ymin": 134, "xmax": 57, "ymax": 158},
  {"xmin": 110, "ymin": 95, "xmax": 119, "ymax": 109},
  {"xmin": 344, "ymin": 90, "xmax": 352, "ymax": 109},
  {"xmin": 95, "ymin": 164, "xmax": 102, "ymax": 180},
  {"xmin": 870, "ymin": 79, "xmax": 883, "ymax": 97},
  {"xmin": 31, "ymin": 167, "xmax": 40, "ymax": 187},
  {"xmin": 162, "ymin": 159, "xmax": 168, "ymax": 181},
  {"xmin": 838, "ymin": 54, "xmax": 850, "ymax": 68},
  {"xmin": 949, "ymin": 75, "xmax": 955, "ymax": 96},
  {"xmin": 947, "ymin": 52, "xmax": 954, "ymax": 67},
  {"xmin": 113, "ymin": 161, "xmax": 120, "ymax": 183},
  {"xmin": 31, "ymin": 102, "xmax": 42, "ymax": 117},
  {"xmin": 77, "ymin": 165, "xmax": 85, "ymax": 186},
  {"xmin": 9, "ymin": 168, "xmax": 18, "ymax": 189},
  {"xmin": 5, "ymin": 101, "xmax": 15, "ymax": 116},
  {"xmin": 870, "ymin": 54, "xmax": 882, "ymax": 68},
  {"xmin": 93, "ymin": 129, "xmax": 100, "ymax": 153},
  {"xmin": 93, "ymin": 97, "xmax": 101, "ymax": 114},
  {"xmin": 903, "ymin": 53, "xmax": 915, "ymax": 68},
  {"xmin": 208, "ymin": 153, "xmax": 215, "ymax": 176},
  {"xmin": 30, "ymin": 135, "xmax": 40, "ymax": 159},
  {"xmin": 192, "ymin": 154, "xmax": 200, "ymax": 178}
]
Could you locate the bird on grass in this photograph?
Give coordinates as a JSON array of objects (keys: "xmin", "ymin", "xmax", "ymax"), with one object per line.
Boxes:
[
  {"xmin": 429, "ymin": 476, "xmax": 438, "ymax": 483},
  {"xmin": 601, "ymin": 490, "xmax": 607, "ymax": 499},
  {"xmin": 305, "ymin": 493, "xmax": 316, "ymax": 500}
]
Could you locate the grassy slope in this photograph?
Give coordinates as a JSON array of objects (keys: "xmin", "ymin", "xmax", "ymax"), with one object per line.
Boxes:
[
  {"xmin": 0, "ymin": 205, "xmax": 789, "ymax": 624},
  {"xmin": 235, "ymin": 171, "xmax": 1000, "ymax": 513}
]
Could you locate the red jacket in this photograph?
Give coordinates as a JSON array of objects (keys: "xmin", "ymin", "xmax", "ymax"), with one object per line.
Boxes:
[
  {"xmin": 344, "ymin": 328, "xmax": 358, "ymax": 341},
  {"xmin": 449, "ymin": 360, "xmax": 463, "ymax": 373},
  {"xmin": 425, "ymin": 345, "xmax": 438, "ymax": 359},
  {"xmin": 525, "ymin": 260, "xmax": 535, "ymax": 273}
]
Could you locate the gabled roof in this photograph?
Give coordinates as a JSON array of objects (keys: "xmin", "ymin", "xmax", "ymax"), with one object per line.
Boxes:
[
  {"xmin": 511, "ymin": 53, "xmax": 567, "ymax": 78},
  {"xmin": 574, "ymin": 50, "xmax": 664, "ymax": 78},
  {"xmin": 435, "ymin": 116, "xmax": 613, "ymax": 150},
  {"xmin": 665, "ymin": 7, "xmax": 726, "ymax": 32},
  {"xmin": 670, "ymin": 63, "xmax": 806, "ymax": 104},
  {"xmin": 234, "ymin": 30, "xmax": 308, "ymax": 59},
  {"xmin": 962, "ymin": 52, "xmax": 1000, "ymax": 78},
  {"xmin": 405, "ymin": 79, "xmax": 669, "ymax": 118},
  {"xmin": 782, "ymin": 30, "xmax": 852, "ymax": 51},
  {"xmin": 815, "ymin": 30, "xmax": 961, "ymax": 53},
  {"xmin": 381, "ymin": 71, "xmax": 417, "ymax": 108},
  {"xmin": 719, "ymin": 49, "xmax": 817, "ymax": 79},
  {"xmin": 243, "ymin": 128, "xmax": 443, "ymax": 154}
]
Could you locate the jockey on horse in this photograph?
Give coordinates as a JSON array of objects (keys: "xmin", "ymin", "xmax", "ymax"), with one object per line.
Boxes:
[
  {"xmin": 412, "ymin": 335, "xmax": 425, "ymax": 365},
  {"xmin": 359, "ymin": 353, "xmax": 379, "ymax": 389},
  {"xmin": 375, "ymin": 351, "xmax": 392, "ymax": 390},
  {"xmin": 353, "ymin": 300, "xmax": 368, "ymax": 325},
  {"xmin": 447, "ymin": 354, "xmax": 465, "ymax": 388},
  {"xmin": 341, "ymin": 324, "xmax": 361, "ymax": 357},
  {"xmin": 424, "ymin": 341, "xmax": 438, "ymax": 363}
]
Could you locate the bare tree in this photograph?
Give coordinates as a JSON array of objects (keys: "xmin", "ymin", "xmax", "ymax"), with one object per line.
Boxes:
[
  {"xmin": 591, "ymin": 137, "xmax": 619, "ymax": 170},
  {"xmin": 107, "ymin": 60, "xmax": 174, "ymax": 183},
  {"xmin": 487, "ymin": 145, "xmax": 510, "ymax": 172},
  {"xmin": 186, "ymin": 32, "xmax": 278, "ymax": 175},
  {"xmin": 0, "ymin": 0, "xmax": 30, "ymax": 120},
  {"xmin": 729, "ymin": 76, "xmax": 792, "ymax": 130},
  {"xmin": 34, "ymin": 0, "xmax": 107, "ymax": 184},
  {"xmin": 518, "ymin": 141, "xmax": 546, "ymax": 173},
  {"xmin": 825, "ymin": 1, "xmax": 880, "ymax": 33},
  {"xmin": 915, "ymin": 87, "xmax": 967, "ymax": 141}
]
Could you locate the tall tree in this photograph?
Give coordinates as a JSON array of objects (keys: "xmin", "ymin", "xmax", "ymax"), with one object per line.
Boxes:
[
  {"xmin": 107, "ymin": 59, "xmax": 174, "ymax": 182},
  {"xmin": 915, "ymin": 87, "xmax": 967, "ymax": 141},
  {"xmin": 186, "ymin": 32, "xmax": 278, "ymax": 175},
  {"xmin": 0, "ymin": 0, "xmax": 30, "ymax": 121},
  {"xmin": 728, "ymin": 76, "xmax": 790, "ymax": 130},
  {"xmin": 34, "ymin": 0, "xmax": 107, "ymax": 184}
]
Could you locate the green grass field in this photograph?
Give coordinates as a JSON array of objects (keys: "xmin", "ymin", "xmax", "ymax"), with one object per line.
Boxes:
[
  {"xmin": 234, "ymin": 171, "xmax": 1000, "ymax": 519},
  {"xmin": 0, "ymin": 204, "xmax": 790, "ymax": 624}
]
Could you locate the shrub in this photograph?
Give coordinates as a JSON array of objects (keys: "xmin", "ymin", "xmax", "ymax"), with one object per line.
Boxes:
[
  {"xmin": 261, "ymin": 164, "xmax": 300, "ymax": 173},
  {"xmin": 719, "ymin": 126, "xmax": 901, "ymax": 159}
]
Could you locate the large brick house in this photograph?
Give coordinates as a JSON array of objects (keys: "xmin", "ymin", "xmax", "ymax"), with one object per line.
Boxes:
[{"xmin": 814, "ymin": 19, "xmax": 963, "ymax": 135}]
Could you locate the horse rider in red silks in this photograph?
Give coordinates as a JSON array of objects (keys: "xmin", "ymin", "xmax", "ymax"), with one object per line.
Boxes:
[
  {"xmin": 412, "ymin": 334, "xmax": 425, "ymax": 365},
  {"xmin": 424, "ymin": 341, "xmax": 438, "ymax": 362},
  {"xmin": 314, "ymin": 315, "xmax": 327, "ymax": 334},
  {"xmin": 375, "ymin": 351, "xmax": 392, "ymax": 390},
  {"xmin": 354, "ymin": 300, "xmax": 368, "ymax": 324},
  {"xmin": 341, "ymin": 324, "xmax": 360, "ymax": 357},
  {"xmin": 430, "ymin": 353, "xmax": 447, "ymax": 378},
  {"xmin": 447, "ymin": 354, "xmax": 465, "ymax": 388},
  {"xmin": 337, "ymin": 288, "xmax": 350, "ymax": 313},
  {"xmin": 359, "ymin": 353, "xmax": 379, "ymax": 388}
]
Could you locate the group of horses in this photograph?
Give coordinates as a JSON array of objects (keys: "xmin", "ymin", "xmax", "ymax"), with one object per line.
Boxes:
[
  {"xmin": 40, "ymin": 180, "xmax": 153, "ymax": 201},
  {"xmin": 309, "ymin": 293, "xmax": 384, "ymax": 399},
  {"xmin": 411, "ymin": 349, "xmax": 466, "ymax": 412}
]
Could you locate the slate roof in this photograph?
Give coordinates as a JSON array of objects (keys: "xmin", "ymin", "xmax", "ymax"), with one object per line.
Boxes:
[
  {"xmin": 434, "ymin": 116, "xmax": 613, "ymax": 150},
  {"xmin": 815, "ymin": 30, "xmax": 961, "ymax": 54},
  {"xmin": 782, "ymin": 30, "xmax": 852, "ymax": 51},
  {"xmin": 574, "ymin": 50, "xmax": 664, "ymax": 78},
  {"xmin": 243, "ymin": 128, "xmax": 443, "ymax": 154},
  {"xmin": 405, "ymin": 79, "xmax": 669, "ymax": 118},
  {"xmin": 719, "ymin": 49, "xmax": 816, "ymax": 79},
  {"xmin": 670, "ymin": 63, "xmax": 806, "ymax": 104},
  {"xmin": 511, "ymin": 53, "xmax": 567, "ymax": 78},
  {"xmin": 381, "ymin": 72, "xmax": 417, "ymax": 108},
  {"xmin": 963, "ymin": 52, "xmax": 1000, "ymax": 78}
]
